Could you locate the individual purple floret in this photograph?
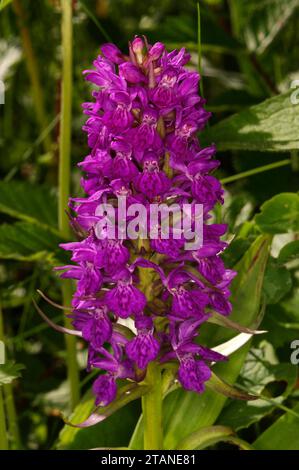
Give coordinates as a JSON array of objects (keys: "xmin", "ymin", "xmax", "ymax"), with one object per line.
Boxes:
[{"xmin": 56, "ymin": 36, "xmax": 236, "ymax": 407}]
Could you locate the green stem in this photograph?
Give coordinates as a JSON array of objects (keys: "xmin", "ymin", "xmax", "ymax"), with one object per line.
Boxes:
[
  {"xmin": 220, "ymin": 159, "xmax": 291, "ymax": 185},
  {"xmin": 59, "ymin": 0, "xmax": 80, "ymax": 410},
  {"xmin": 197, "ymin": 2, "xmax": 204, "ymax": 98},
  {"xmin": 142, "ymin": 362, "xmax": 163, "ymax": 450},
  {"xmin": 3, "ymin": 384, "xmax": 20, "ymax": 449},
  {"xmin": 0, "ymin": 307, "xmax": 8, "ymax": 450},
  {"xmin": 12, "ymin": 0, "xmax": 51, "ymax": 154},
  {"xmin": 0, "ymin": 388, "xmax": 8, "ymax": 450}
]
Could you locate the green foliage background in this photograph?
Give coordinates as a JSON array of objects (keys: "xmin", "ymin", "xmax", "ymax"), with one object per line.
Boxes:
[{"xmin": 0, "ymin": 0, "xmax": 299, "ymax": 450}]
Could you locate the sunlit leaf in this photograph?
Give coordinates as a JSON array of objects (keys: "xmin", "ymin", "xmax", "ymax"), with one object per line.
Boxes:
[{"xmin": 202, "ymin": 92, "xmax": 299, "ymax": 152}]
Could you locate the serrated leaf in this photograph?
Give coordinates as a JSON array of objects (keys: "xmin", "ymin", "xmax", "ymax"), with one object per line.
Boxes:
[
  {"xmin": 255, "ymin": 193, "xmax": 299, "ymax": 233},
  {"xmin": 0, "ymin": 361, "xmax": 24, "ymax": 386},
  {"xmin": 0, "ymin": 222, "xmax": 64, "ymax": 262},
  {"xmin": 0, "ymin": 181, "xmax": 58, "ymax": 231},
  {"xmin": 202, "ymin": 92, "xmax": 299, "ymax": 152}
]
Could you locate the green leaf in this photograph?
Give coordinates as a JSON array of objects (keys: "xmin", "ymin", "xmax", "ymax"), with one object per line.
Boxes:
[
  {"xmin": 202, "ymin": 92, "xmax": 299, "ymax": 152},
  {"xmin": 278, "ymin": 240, "xmax": 299, "ymax": 264},
  {"xmin": 175, "ymin": 425, "xmax": 234, "ymax": 450},
  {"xmin": 255, "ymin": 193, "xmax": 299, "ymax": 233},
  {"xmin": 240, "ymin": 341, "xmax": 297, "ymax": 396},
  {"xmin": 130, "ymin": 235, "xmax": 271, "ymax": 450},
  {"xmin": 63, "ymin": 383, "xmax": 149, "ymax": 429},
  {"xmin": 0, "ymin": 222, "xmax": 63, "ymax": 262},
  {"xmin": 263, "ymin": 258, "xmax": 292, "ymax": 304},
  {"xmin": 0, "ymin": 0, "xmax": 12, "ymax": 11},
  {"xmin": 0, "ymin": 361, "xmax": 24, "ymax": 386},
  {"xmin": 0, "ymin": 181, "xmax": 58, "ymax": 231},
  {"xmin": 207, "ymin": 372, "xmax": 257, "ymax": 401},
  {"xmin": 253, "ymin": 403, "xmax": 299, "ymax": 450},
  {"xmin": 57, "ymin": 388, "xmax": 141, "ymax": 450},
  {"xmin": 217, "ymin": 342, "xmax": 297, "ymax": 431}
]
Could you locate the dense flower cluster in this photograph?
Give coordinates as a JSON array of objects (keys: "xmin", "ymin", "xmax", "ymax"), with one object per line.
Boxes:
[{"xmin": 57, "ymin": 37, "xmax": 236, "ymax": 407}]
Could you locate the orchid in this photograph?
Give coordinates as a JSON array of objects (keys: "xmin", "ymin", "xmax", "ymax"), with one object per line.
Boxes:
[{"xmin": 54, "ymin": 37, "xmax": 238, "ymax": 406}]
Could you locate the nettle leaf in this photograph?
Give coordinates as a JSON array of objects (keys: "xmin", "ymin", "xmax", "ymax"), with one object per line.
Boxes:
[
  {"xmin": 255, "ymin": 193, "xmax": 299, "ymax": 233},
  {"xmin": 57, "ymin": 387, "xmax": 141, "ymax": 450},
  {"xmin": 217, "ymin": 342, "xmax": 297, "ymax": 431},
  {"xmin": 278, "ymin": 240, "xmax": 299, "ymax": 264},
  {"xmin": 0, "ymin": 222, "xmax": 64, "ymax": 262},
  {"xmin": 129, "ymin": 235, "xmax": 271, "ymax": 450},
  {"xmin": 240, "ymin": 341, "xmax": 297, "ymax": 396},
  {"xmin": 263, "ymin": 258, "xmax": 292, "ymax": 304},
  {"xmin": 202, "ymin": 91, "xmax": 299, "ymax": 152},
  {"xmin": 0, "ymin": 181, "xmax": 58, "ymax": 230},
  {"xmin": 0, "ymin": 361, "xmax": 25, "ymax": 386},
  {"xmin": 253, "ymin": 403, "xmax": 299, "ymax": 450}
]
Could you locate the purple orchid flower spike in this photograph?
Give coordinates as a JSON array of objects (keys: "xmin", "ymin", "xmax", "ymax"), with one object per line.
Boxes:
[{"xmin": 52, "ymin": 36, "xmax": 237, "ymax": 408}]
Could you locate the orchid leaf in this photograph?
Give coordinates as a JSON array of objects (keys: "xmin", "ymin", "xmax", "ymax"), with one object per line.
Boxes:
[
  {"xmin": 175, "ymin": 425, "xmax": 253, "ymax": 450},
  {"xmin": 175, "ymin": 425, "xmax": 234, "ymax": 450},
  {"xmin": 206, "ymin": 372, "xmax": 257, "ymax": 401},
  {"xmin": 57, "ymin": 385, "xmax": 146, "ymax": 450},
  {"xmin": 63, "ymin": 383, "xmax": 149, "ymax": 429},
  {"xmin": 207, "ymin": 310, "xmax": 267, "ymax": 335}
]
